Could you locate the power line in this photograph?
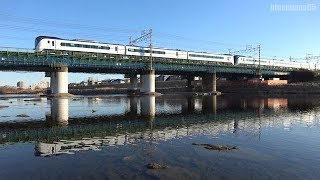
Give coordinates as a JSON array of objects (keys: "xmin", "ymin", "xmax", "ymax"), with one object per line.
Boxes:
[
  {"xmin": 0, "ymin": 12, "xmax": 140, "ymax": 34},
  {"xmin": 129, "ymin": 29, "xmax": 153, "ymax": 70}
]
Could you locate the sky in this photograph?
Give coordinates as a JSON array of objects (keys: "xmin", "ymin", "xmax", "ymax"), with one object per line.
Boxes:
[{"xmin": 0, "ymin": 0, "xmax": 319, "ymax": 86}]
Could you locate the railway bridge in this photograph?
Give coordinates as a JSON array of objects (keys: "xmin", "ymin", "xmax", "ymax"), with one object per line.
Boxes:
[{"xmin": 0, "ymin": 47, "xmax": 298, "ymax": 96}]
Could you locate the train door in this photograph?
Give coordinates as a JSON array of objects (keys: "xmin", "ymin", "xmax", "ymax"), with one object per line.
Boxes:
[
  {"xmin": 52, "ymin": 40, "xmax": 56, "ymax": 50},
  {"xmin": 47, "ymin": 39, "xmax": 56, "ymax": 50},
  {"xmin": 115, "ymin": 46, "xmax": 118, "ymax": 54}
]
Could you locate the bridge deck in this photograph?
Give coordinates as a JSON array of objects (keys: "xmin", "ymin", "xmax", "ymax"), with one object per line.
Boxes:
[{"xmin": 0, "ymin": 47, "xmax": 297, "ymax": 75}]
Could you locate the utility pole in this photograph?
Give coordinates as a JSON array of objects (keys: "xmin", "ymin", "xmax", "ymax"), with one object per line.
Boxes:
[
  {"xmin": 149, "ymin": 29, "xmax": 153, "ymax": 70},
  {"xmin": 258, "ymin": 44, "xmax": 261, "ymax": 77},
  {"xmin": 129, "ymin": 29, "xmax": 153, "ymax": 70}
]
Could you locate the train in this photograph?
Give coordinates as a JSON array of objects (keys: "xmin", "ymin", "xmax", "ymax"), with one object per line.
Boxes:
[{"xmin": 35, "ymin": 36, "xmax": 316, "ymax": 70}]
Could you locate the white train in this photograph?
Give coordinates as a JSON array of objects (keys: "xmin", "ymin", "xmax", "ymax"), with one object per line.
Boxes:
[
  {"xmin": 234, "ymin": 56, "xmax": 316, "ymax": 70},
  {"xmin": 35, "ymin": 36, "xmax": 234, "ymax": 65},
  {"xmin": 35, "ymin": 36, "xmax": 315, "ymax": 70}
]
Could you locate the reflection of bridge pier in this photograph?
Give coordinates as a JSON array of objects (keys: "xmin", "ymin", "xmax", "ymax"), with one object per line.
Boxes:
[
  {"xmin": 202, "ymin": 95, "xmax": 217, "ymax": 114},
  {"xmin": 140, "ymin": 95, "xmax": 156, "ymax": 120},
  {"xmin": 233, "ymin": 118, "xmax": 239, "ymax": 133},
  {"xmin": 182, "ymin": 96, "xmax": 195, "ymax": 113},
  {"xmin": 128, "ymin": 97, "xmax": 138, "ymax": 116},
  {"xmin": 49, "ymin": 98, "xmax": 69, "ymax": 126}
]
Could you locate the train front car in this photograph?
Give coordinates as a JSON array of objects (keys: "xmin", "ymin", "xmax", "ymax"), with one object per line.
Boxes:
[
  {"xmin": 35, "ymin": 36, "xmax": 61, "ymax": 52},
  {"xmin": 35, "ymin": 36, "xmax": 127, "ymax": 58},
  {"xmin": 187, "ymin": 52, "xmax": 234, "ymax": 65}
]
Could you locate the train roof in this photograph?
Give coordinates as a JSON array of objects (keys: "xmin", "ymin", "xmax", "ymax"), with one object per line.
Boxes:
[
  {"xmin": 35, "ymin": 35, "xmax": 229, "ymax": 56},
  {"xmin": 36, "ymin": 36, "xmax": 62, "ymax": 40}
]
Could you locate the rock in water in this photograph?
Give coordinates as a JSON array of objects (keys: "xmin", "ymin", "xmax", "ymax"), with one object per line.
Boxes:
[
  {"xmin": 146, "ymin": 163, "xmax": 167, "ymax": 169},
  {"xmin": 192, "ymin": 143, "xmax": 237, "ymax": 151}
]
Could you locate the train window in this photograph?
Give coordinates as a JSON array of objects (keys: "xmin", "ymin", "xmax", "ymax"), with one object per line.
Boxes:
[
  {"xmin": 52, "ymin": 41, "xmax": 55, "ymax": 46},
  {"xmin": 115, "ymin": 46, "xmax": 118, "ymax": 51},
  {"xmin": 176, "ymin": 52, "xmax": 178, "ymax": 56},
  {"xmin": 189, "ymin": 54, "xmax": 223, "ymax": 59},
  {"xmin": 61, "ymin": 43, "xmax": 66, "ymax": 46},
  {"xmin": 48, "ymin": 41, "xmax": 50, "ymax": 44}
]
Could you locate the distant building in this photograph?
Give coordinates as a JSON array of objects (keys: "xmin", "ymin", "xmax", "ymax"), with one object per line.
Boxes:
[
  {"xmin": 88, "ymin": 77, "xmax": 101, "ymax": 85},
  {"xmin": 123, "ymin": 78, "xmax": 130, "ymax": 83},
  {"xmin": 156, "ymin": 75, "xmax": 165, "ymax": 81},
  {"xmin": 80, "ymin": 81, "xmax": 88, "ymax": 86},
  {"xmin": 68, "ymin": 83, "xmax": 78, "ymax": 87},
  {"xmin": 17, "ymin": 81, "xmax": 24, "ymax": 89},
  {"xmin": 30, "ymin": 81, "xmax": 49, "ymax": 90},
  {"xmin": 111, "ymin": 79, "xmax": 125, "ymax": 84},
  {"xmin": 156, "ymin": 75, "xmax": 182, "ymax": 81},
  {"xmin": 166, "ymin": 75, "xmax": 182, "ymax": 81},
  {"xmin": 100, "ymin": 79, "xmax": 111, "ymax": 84}
]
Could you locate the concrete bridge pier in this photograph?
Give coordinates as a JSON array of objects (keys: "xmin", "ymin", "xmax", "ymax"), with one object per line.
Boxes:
[
  {"xmin": 127, "ymin": 73, "xmax": 139, "ymax": 94},
  {"xmin": 129, "ymin": 97, "xmax": 138, "ymax": 116},
  {"xmin": 202, "ymin": 73, "xmax": 220, "ymax": 95},
  {"xmin": 49, "ymin": 66, "xmax": 71, "ymax": 97},
  {"xmin": 187, "ymin": 75, "xmax": 194, "ymax": 91},
  {"xmin": 140, "ymin": 70, "xmax": 157, "ymax": 95}
]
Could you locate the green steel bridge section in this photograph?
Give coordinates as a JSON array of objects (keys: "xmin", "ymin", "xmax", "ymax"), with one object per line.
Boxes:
[{"xmin": 0, "ymin": 47, "xmax": 296, "ymax": 75}]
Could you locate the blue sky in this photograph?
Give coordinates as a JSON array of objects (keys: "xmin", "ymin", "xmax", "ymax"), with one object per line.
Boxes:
[{"xmin": 0, "ymin": 0, "xmax": 319, "ymax": 86}]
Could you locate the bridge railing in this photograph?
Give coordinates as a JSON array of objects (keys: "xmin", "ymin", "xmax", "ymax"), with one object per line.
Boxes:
[
  {"xmin": 0, "ymin": 46, "xmax": 304, "ymax": 74},
  {"xmin": 0, "ymin": 46, "xmax": 34, "ymax": 53}
]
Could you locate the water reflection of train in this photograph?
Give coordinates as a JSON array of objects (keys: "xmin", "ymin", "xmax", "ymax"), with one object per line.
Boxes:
[
  {"xmin": 35, "ymin": 121, "xmax": 233, "ymax": 157},
  {"xmin": 34, "ymin": 96, "xmax": 318, "ymax": 157}
]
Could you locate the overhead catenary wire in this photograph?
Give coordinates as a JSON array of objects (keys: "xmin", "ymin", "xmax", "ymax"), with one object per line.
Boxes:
[
  {"xmin": 0, "ymin": 13, "xmax": 318, "ymax": 60},
  {"xmin": 0, "ymin": 13, "xmax": 246, "ymax": 49}
]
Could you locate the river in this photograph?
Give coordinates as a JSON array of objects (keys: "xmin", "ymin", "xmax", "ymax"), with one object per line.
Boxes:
[{"xmin": 0, "ymin": 94, "xmax": 319, "ymax": 179}]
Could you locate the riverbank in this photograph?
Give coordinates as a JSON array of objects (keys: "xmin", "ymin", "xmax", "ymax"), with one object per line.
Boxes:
[
  {"xmin": 218, "ymin": 81, "xmax": 320, "ymax": 95},
  {"xmin": 68, "ymin": 80, "xmax": 320, "ymax": 95},
  {"xmin": 2, "ymin": 80, "xmax": 320, "ymax": 96},
  {"xmin": 0, "ymin": 86, "xmax": 44, "ymax": 95}
]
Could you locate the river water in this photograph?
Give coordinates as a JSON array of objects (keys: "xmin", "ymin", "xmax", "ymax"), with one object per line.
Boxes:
[{"xmin": 0, "ymin": 94, "xmax": 319, "ymax": 179}]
